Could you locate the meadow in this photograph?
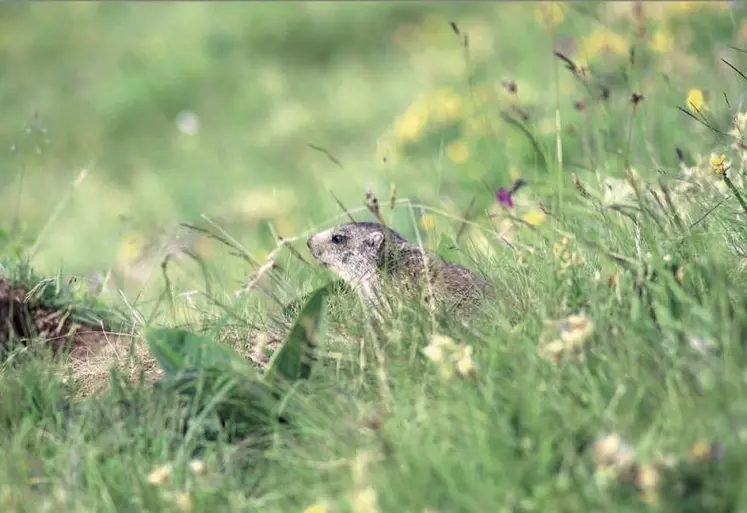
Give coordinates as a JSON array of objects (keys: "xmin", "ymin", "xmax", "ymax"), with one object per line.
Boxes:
[{"xmin": 2, "ymin": 1, "xmax": 747, "ymax": 511}]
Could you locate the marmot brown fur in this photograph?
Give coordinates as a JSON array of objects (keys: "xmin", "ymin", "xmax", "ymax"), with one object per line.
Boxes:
[{"xmin": 306, "ymin": 221, "xmax": 493, "ymax": 312}]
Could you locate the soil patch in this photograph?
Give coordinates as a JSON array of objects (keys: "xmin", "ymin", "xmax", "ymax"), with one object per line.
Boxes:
[{"xmin": 0, "ymin": 276, "xmax": 113, "ymax": 359}]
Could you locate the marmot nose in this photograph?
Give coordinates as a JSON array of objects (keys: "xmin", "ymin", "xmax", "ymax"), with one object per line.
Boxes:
[{"xmin": 306, "ymin": 236, "xmax": 313, "ymax": 251}]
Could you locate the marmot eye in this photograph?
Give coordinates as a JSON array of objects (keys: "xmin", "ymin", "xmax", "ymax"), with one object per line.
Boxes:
[{"xmin": 331, "ymin": 234, "xmax": 345, "ymax": 244}]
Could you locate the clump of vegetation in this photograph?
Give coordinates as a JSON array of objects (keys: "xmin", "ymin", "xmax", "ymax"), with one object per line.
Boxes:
[
  {"xmin": 1, "ymin": 2, "xmax": 747, "ymax": 512},
  {"xmin": 0, "ymin": 232, "xmax": 128, "ymax": 354}
]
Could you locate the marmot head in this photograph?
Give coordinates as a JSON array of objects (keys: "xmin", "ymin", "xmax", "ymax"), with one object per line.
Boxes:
[{"xmin": 306, "ymin": 222, "xmax": 407, "ymax": 286}]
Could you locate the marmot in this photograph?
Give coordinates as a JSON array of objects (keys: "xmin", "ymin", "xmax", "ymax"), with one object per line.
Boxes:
[{"xmin": 306, "ymin": 221, "xmax": 493, "ymax": 312}]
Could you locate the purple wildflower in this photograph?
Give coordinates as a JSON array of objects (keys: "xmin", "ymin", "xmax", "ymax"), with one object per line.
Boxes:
[
  {"xmin": 496, "ymin": 178, "xmax": 527, "ymax": 209},
  {"xmin": 496, "ymin": 188, "xmax": 514, "ymax": 208}
]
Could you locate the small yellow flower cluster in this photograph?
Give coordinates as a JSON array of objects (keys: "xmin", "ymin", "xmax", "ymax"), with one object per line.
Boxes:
[
  {"xmin": 393, "ymin": 102, "xmax": 429, "ymax": 144},
  {"xmin": 393, "ymin": 88, "xmax": 466, "ymax": 144},
  {"xmin": 146, "ymin": 459, "xmax": 207, "ymax": 512},
  {"xmin": 537, "ymin": 313, "xmax": 594, "ymax": 363},
  {"xmin": 350, "ymin": 486, "xmax": 380, "ymax": 513},
  {"xmin": 446, "ymin": 140, "xmax": 470, "ymax": 164},
  {"xmin": 643, "ymin": 1, "xmax": 729, "ymax": 21},
  {"xmin": 675, "ymin": 153, "xmax": 728, "ymax": 198},
  {"xmin": 535, "ymin": 2, "xmax": 568, "ymax": 28},
  {"xmin": 648, "ymin": 29, "xmax": 674, "ymax": 54},
  {"xmin": 117, "ymin": 232, "xmax": 146, "ymax": 266},
  {"xmin": 710, "ymin": 153, "xmax": 729, "ymax": 178},
  {"xmin": 580, "ymin": 28, "xmax": 629, "ymax": 61},
  {"xmin": 387, "ymin": 87, "xmax": 479, "ymax": 165},
  {"xmin": 523, "ymin": 209, "xmax": 547, "ymax": 227},
  {"xmin": 686, "ymin": 88, "xmax": 705, "ymax": 112},
  {"xmin": 593, "ymin": 433, "xmax": 666, "ymax": 505},
  {"xmin": 233, "ymin": 187, "xmax": 297, "ymax": 221},
  {"xmin": 302, "ymin": 505, "xmax": 329, "ymax": 513},
  {"xmin": 594, "ymin": 432, "xmax": 638, "ymax": 482},
  {"xmin": 423, "ymin": 334, "xmax": 477, "ymax": 379},
  {"xmin": 147, "ymin": 463, "xmax": 173, "ymax": 485},
  {"xmin": 419, "ymin": 214, "xmax": 436, "ymax": 231},
  {"xmin": 593, "ymin": 432, "xmax": 725, "ymax": 505}
]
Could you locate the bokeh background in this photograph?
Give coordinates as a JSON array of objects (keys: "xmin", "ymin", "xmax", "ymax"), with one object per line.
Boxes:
[{"xmin": 1, "ymin": 1, "xmax": 745, "ymax": 301}]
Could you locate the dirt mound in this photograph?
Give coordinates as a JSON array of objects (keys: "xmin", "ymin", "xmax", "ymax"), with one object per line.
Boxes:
[{"xmin": 0, "ymin": 276, "xmax": 112, "ymax": 359}]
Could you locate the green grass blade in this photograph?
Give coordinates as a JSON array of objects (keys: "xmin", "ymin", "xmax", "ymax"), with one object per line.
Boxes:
[{"xmin": 263, "ymin": 283, "xmax": 330, "ymax": 386}]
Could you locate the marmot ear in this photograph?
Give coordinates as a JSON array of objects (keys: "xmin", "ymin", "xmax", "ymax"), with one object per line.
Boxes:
[{"xmin": 366, "ymin": 231, "xmax": 385, "ymax": 250}]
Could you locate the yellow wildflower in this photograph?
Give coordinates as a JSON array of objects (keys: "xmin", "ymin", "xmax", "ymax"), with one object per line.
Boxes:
[
  {"xmin": 686, "ymin": 88, "xmax": 705, "ymax": 112},
  {"xmin": 537, "ymin": 339, "xmax": 566, "ymax": 363},
  {"xmin": 146, "ymin": 463, "xmax": 172, "ymax": 486},
  {"xmin": 172, "ymin": 492, "xmax": 192, "ymax": 513},
  {"xmin": 669, "ymin": 1, "xmax": 699, "ymax": 13},
  {"xmin": 446, "ymin": 140, "xmax": 469, "ymax": 164},
  {"xmin": 303, "ymin": 504, "xmax": 330, "ymax": 513},
  {"xmin": 429, "ymin": 88, "xmax": 464, "ymax": 123},
  {"xmin": 539, "ymin": 313, "xmax": 595, "ymax": 363},
  {"xmin": 580, "ymin": 28, "xmax": 629, "ymax": 61},
  {"xmin": 535, "ymin": 2, "xmax": 567, "ymax": 28},
  {"xmin": 350, "ymin": 486, "xmax": 380, "ymax": 513},
  {"xmin": 234, "ymin": 187, "xmax": 295, "ymax": 220},
  {"xmin": 649, "ymin": 29, "xmax": 674, "ymax": 54},
  {"xmin": 594, "ymin": 433, "xmax": 635, "ymax": 470},
  {"xmin": 559, "ymin": 314, "xmax": 595, "ymax": 348},
  {"xmin": 710, "ymin": 153, "xmax": 728, "ymax": 177},
  {"xmin": 689, "ymin": 440, "xmax": 713, "ymax": 461},
  {"xmin": 423, "ymin": 335, "xmax": 477, "ymax": 379},
  {"xmin": 523, "ymin": 210, "xmax": 546, "ymax": 226},
  {"xmin": 423, "ymin": 334, "xmax": 455, "ymax": 363},
  {"xmin": 664, "ymin": 1, "xmax": 730, "ymax": 14},
  {"xmin": 593, "ymin": 432, "xmax": 638, "ymax": 486},
  {"xmin": 455, "ymin": 345, "xmax": 476, "ymax": 378},
  {"xmin": 420, "ymin": 214, "xmax": 436, "ymax": 230},
  {"xmin": 117, "ymin": 232, "xmax": 146, "ymax": 265},
  {"xmin": 509, "ymin": 167, "xmax": 521, "ymax": 181},
  {"xmin": 636, "ymin": 463, "xmax": 661, "ymax": 502},
  {"xmin": 394, "ymin": 101, "xmax": 428, "ymax": 143},
  {"xmin": 188, "ymin": 459, "xmax": 206, "ymax": 475}
]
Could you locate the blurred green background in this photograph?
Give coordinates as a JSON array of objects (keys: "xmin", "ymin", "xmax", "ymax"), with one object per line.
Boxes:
[{"xmin": 0, "ymin": 1, "xmax": 744, "ymax": 300}]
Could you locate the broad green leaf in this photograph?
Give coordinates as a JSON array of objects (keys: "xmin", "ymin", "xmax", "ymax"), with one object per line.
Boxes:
[
  {"xmin": 145, "ymin": 327, "xmax": 250, "ymax": 376},
  {"xmin": 263, "ymin": 283, "xmax": 330, "ymax": 385}
]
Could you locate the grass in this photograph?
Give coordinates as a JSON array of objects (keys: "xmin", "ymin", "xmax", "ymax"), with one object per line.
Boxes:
[{"xmin": 2, "ymin": 1, "xmax": 747, "ymax": 512}]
